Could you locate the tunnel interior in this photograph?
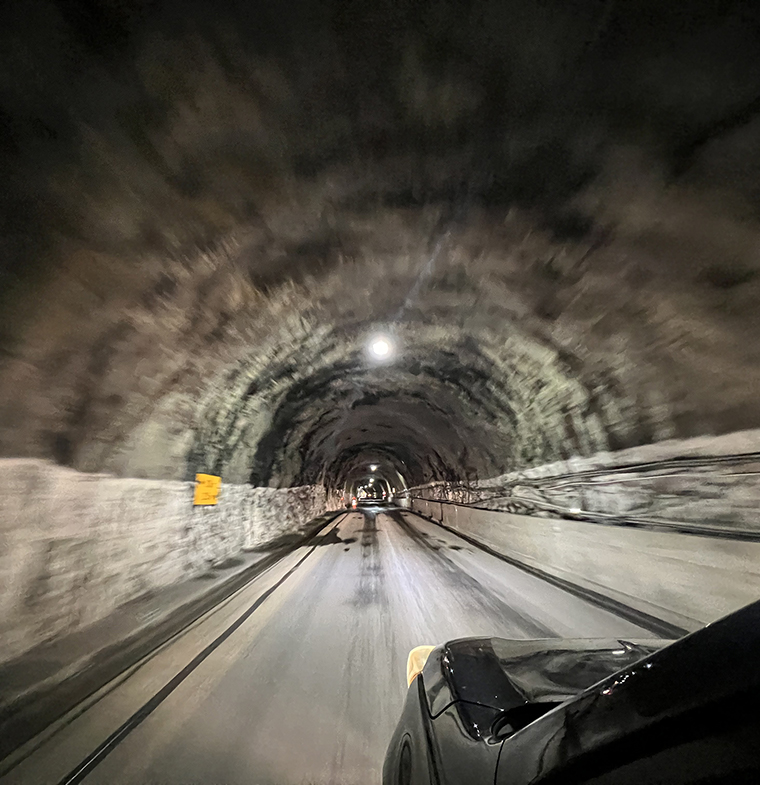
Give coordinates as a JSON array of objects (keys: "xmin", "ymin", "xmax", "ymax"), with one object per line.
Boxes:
[
  {"xmin": 2, "ymin": 0, "xmax": 760, "ymax": 496},
  {"xmin": 4, "ymin": 3, "xmax": 760, "ymax": 776}
]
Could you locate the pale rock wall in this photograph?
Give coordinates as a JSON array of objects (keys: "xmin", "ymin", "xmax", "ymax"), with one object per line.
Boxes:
[
  {"xmin": 411, "ymin": 498, "xmax": 760, "ymax": 631},
  {"xmin": 411, "ymin": 429, "xmax": 760, "ymax": 532},
  {"xmin": 408, "ymin": 431, "xmax": 760, "ymax": 630},
  {"xmin": 0, "ymin": 459, "xmax": 325, "ymax": 663}
]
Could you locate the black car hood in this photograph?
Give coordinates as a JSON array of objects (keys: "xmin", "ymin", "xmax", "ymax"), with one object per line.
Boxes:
[{"xmin": 423, "ymin": 637, "xmax": 666, "ymax": 722}]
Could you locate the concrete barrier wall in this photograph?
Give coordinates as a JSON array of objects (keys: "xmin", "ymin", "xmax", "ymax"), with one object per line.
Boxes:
[
  {"xmin": 0, "ymin": 459, "xmax": 325, "ymax": 663},
  {"xmin": 410, "ymin": 429, "xmax": 760, "ymax": 534},
  {"xmin": 411, "ymin": 498, "xmax": 760, "ymax": 632}
]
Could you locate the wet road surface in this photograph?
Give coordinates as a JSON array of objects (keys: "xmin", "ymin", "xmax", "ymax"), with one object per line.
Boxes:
[{"xmin": 3, "ymin": 509, "xmax": 654, "ymax": 785}]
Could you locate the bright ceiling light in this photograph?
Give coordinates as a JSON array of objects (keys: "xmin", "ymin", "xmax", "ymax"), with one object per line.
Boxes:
[
  {"xmin": 368, "ymin": 335, "xmax": 393, "ymax": 360},
  {"xmin": 370, "ymin": 464, "xmax": 378, "ymax": 471}
]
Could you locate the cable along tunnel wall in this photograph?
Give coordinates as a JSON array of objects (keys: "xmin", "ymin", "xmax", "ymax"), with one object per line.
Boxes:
[{"xmin": 409, "ymin": 429, "xmax": 760, "ymax": 631}]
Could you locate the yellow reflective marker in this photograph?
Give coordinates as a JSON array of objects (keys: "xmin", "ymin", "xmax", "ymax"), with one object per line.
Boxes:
[{"xmin": 193, "ymin": 474, "xmax": 221, "ymax": 506}]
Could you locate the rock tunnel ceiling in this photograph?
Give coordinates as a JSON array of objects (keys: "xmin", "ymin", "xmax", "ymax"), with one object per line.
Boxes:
[{"xmin": 2, "ymin": 0, "xmax": 760, "ymax": 489}]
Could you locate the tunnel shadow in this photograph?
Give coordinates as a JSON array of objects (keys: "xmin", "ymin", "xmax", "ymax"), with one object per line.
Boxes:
[
  {"xmin": 360, "ymin": 511, "xmax": 379, "ymax": 550},
  {"xmin": 213, "ymin": 556, "xmax": 245, "ymax": 570},
  {"xmin": 313, "ymin": 528, "xmax": 358, "ymax": 547},
  {"xmin": 246, "ymin": 532, "xmax": 314, "ymax": 552},
  {"xmin": 353, "ymin": 511, "xmax": 386, "ymax": 607}
]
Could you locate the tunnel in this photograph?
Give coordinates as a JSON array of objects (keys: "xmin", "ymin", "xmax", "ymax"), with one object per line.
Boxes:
[{"xmin": 2, "ymin": 1, "xmax": 760, "ymax": 782}]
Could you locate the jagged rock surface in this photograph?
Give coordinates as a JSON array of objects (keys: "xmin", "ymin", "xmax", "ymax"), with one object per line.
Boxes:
[
  {"xmin": 2, "ymin": 2, "xmax": 760, "ymax": 490},
  {"xmin": 0, "ymin": 459, "xmax": 324, "ymax": 662}
]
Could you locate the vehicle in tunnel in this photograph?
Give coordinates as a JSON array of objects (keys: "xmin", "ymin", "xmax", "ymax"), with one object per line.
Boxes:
[{"xmin": 383, "ymin": 599, "xmax": 760, "ymax": 784}]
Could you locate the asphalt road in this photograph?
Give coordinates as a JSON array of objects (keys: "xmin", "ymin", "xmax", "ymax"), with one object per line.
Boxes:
[{"xmin": 3, "ymin": 508, "xmax": 654, "ymax": 785}]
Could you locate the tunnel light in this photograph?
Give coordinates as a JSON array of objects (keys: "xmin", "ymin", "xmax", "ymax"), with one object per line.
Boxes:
[
  {"xmin": 370, "ymin": 337, "xmax": 391, "ymax": 357},
  {"xmin": 367, "ymin": 334, "xmax": 394, "ymax": 361},
  {"xmin": 370, "ymin": 464, "xmax": 378, "ymax": 471}
]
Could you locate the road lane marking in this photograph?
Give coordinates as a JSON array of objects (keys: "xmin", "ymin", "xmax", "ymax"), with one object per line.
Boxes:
[{"xmin": 54, "ymin": 515, "xmax": 347, "ymax": 785}]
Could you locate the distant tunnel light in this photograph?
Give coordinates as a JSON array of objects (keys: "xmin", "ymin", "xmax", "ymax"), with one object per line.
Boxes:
[
  {"xmin": 368, "ymin": 335, "xmax": 393, "ymax": 359},
  {"xmin": 370, "ymin": 464, "xmax": 378, "ymax": 471}
]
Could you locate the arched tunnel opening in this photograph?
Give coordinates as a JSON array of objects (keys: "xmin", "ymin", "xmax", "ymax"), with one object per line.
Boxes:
[{"xmin": 2, "ymin": 0, "xmax": 760, "ymax": 780}]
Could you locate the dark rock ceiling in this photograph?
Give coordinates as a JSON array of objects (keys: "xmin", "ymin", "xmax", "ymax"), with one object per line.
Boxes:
[{"xmin": 2, "ymin": 0, "xmax": 760, "ymax": 487}]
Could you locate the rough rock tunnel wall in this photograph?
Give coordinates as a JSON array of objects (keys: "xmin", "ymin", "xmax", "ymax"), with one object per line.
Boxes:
[
  {"xmin": 4, "ymin": 0, "xmax": 760, "ymax": 496},
  {"xmin": 411, "ymin": 495, "xmax": 760, "ymax": 632},
  {"xmin": 0, "ymin": 459, "xmax": 325, "ymax": 664},
  {"xmin": 410, "ymin": 429, "xmax": 760, "ymax": 533},
  {"xmin": 3, "ymin": 1, "xmax": 760, "ymax": 664},
  {"xmin": 410, "ymin": 429, "xmax": 760, "ymax": 630}
]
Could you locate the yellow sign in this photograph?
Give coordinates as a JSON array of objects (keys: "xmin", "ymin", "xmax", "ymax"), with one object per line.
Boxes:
[{"xmin": 194, "ymin": 474, "xmax": 221, "ymax": 506}]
